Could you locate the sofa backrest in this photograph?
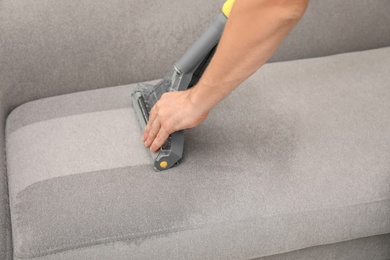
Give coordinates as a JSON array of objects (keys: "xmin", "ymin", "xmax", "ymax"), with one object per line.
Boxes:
[
  {"xmin": 272, "ymin": 0, "xmax": 390, "ymax": 62},
  {"xmin": 0, "ymin": 0, "xmax": 389, "ymax": 112}
]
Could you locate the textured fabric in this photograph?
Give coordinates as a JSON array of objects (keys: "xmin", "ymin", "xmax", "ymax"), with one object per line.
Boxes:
[
  {"xmin": 1, "ymin": 1, "xmax": 389, "ymax": 259},
  {"xmin": 0, "ymin": 98, "xmax": 13, "ymax": 259},
  {"xmin": 6, "ymin": 47, "xmax": 390, "ymax": 259},
  {"xmin": 1, "ymin": 0, "xmax": 389, "ymax": 119},
  {"xmin": 271, "ymin": 0, "xmax": 390, "ymax": 62},
  {"xmin": 257, "ymin": 234, "xmax": 390, "ymax": 260},
  {"xmin": 6, "ymin": 85, "xmax": 145, "ymax": 134},
  {"xmin": 7, "ymin": 109, "xmax": 150, "ymax": 198},
  {"xmin": 0, "ymin": 0, "xmax": 223, "ymax": 114},
  {"xmin": 9, "ymin": 168, "xmax": 390, "ymax": 259},
  {"xmin": 0, "ymin": 116, "xmax": 12, "ymax": 260},
  {"xmin": 10, "ymin": 234, "xmax": 390, "ymax": 260}
]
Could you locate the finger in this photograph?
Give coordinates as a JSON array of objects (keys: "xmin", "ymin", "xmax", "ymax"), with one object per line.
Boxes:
[
  {"xmin": 150, "ymin": 127, "xmax": 170, "ymax": 152},
  {"xmin": 142, "ymin": 133, "xmax": 147, "ymax": 142},
  {"xmin": 142, "ymin": 106, "xmax": 158, "ymax": 141},
  {"xmin": 144, "ymin": 118, "xmax": 161, "ymax": 147}
]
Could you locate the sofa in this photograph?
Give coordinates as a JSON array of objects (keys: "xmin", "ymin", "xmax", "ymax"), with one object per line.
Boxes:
[{"xmin": 1, "ymin": 0, "xmax": 389, "ymax": 259}]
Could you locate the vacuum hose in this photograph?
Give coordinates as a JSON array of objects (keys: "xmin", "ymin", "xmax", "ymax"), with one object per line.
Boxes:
[{"xmin": 174, "ymin": 0, "xmax": 235, "ymax": 77}]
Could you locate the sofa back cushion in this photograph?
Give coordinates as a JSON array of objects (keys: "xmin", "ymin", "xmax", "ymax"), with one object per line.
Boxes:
[
  {"xmin": 272, "ymin": 0, "xmax": 390, "ymax": 62},
  {"xmin": 0, "ymin": 0, "xmax": 389, "ymax": 111}
]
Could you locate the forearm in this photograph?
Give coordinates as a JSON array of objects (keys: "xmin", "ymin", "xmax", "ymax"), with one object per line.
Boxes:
[
  {"xmin": 190, "ymin": 0, "xmax": 309, "ymax": 110},
  {"xmin": 143, "ymin": 0, "xmax": 309, "ymax": 152}
]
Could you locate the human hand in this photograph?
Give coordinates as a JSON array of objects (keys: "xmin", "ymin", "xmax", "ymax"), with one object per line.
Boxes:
[{"xmin": 142, "ymin": 89, "xmax": 209, "ymax": 152}]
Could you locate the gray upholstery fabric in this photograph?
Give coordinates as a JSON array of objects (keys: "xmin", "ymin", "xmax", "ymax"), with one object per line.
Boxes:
[
  {"xmin": 0, "ymin": 0, "xmax": 223, "ymax": 114},
  {"xmin": 8, "ymin": 234, "xmax": 390, "ymax": 260},
  {"xmin": 0, "ymin": 108, "xmax": 12, "ymax": 260},
  {"xmin": 7, "ymin": 109, "xmax": 151, "ymax": 196},
  {"xmin": 1, "ymin": 0, "xmax": 390, "ymax": 259},
  {"xmin": 6, "ymin": 47, "xmax": 390, "ymax": 259},
  {"xmin": 271, "ymin": 0, "xmax": 390, "ymax": 62},
  {"xmin": 1, "ymin": 1, "xmax": 225, "ymax": 257},
  {"xmin": 1, "ymin": 0, "xmax": 389, "ymax": 115},
  {"xmin": 257, "ymin": 233, "xmax": 390, "ymax": 260}
]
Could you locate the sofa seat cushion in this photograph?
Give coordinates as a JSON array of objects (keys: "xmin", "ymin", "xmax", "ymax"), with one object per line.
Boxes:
[{"xmin": 5, "ymin": 47, "xmax": 390, "ymax": 259}]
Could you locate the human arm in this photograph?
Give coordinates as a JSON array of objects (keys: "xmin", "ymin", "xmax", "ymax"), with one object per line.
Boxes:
[{"xmin": 143, "ymin": 0, "xmax": 309, "ymax": 152}]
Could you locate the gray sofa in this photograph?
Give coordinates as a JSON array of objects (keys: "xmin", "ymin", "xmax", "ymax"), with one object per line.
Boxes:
[{"xmin": 1, "ymin": 0, "xmax": 389, "ymax": 259}]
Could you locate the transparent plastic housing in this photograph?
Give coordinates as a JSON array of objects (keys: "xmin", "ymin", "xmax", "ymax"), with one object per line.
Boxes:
[{"xmin": 131, "ymin": 69, "xmax": 183, "ymax": 115}]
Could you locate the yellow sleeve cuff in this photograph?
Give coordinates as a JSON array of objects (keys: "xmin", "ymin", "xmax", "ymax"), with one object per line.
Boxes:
[{"xmin": 222, "ymin": 0, "xmax": 235, "ymax": 18}]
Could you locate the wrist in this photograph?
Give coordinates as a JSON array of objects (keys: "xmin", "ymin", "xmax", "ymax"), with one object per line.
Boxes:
[{"xmin": 188, "ymin": 83, "xmax": 222, "ymax": 114}]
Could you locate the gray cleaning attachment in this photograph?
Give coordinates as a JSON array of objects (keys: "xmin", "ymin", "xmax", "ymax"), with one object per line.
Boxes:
[{"xmin": 131, "ymin": 13, "xmax": 227, "ymax": 171}]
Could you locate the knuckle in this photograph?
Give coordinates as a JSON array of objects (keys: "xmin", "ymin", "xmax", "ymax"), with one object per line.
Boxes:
[
  {"xmin": 155, "ymin": 135, "xmax": 164, "ymax": 143},
  {"xmin": 161, "ymin": 121, "xmax": 174, "ymax": 134},
  {"xmin": 149, "ymin": 129, "xmax": 157, "ymax": 137}
]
